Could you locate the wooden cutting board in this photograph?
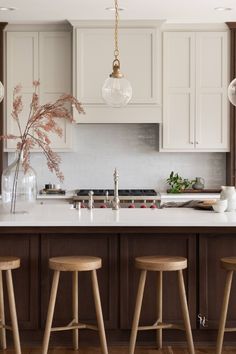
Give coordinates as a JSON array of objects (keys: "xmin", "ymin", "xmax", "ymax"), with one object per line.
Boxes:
[{"xmin": 167, "ymin": 188, "xmax": 221, "ymax": 194}]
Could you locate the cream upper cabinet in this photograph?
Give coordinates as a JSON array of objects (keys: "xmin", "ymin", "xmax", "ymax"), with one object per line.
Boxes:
[
  {"xmin": 5, "ymin": 30, "xmax": 72, "ymax": 151},
  {"xmin": 162, "ymin": 29, "xmax": 229, "ymax": 152},
  {"xmin": 162, "ymin": 32, "xmax": 195, "ymax": 150},
  {"xmin": 6, "ymin": 32, "xmax": 39, "ymax": 150},
  {"xmin": 195, "ymin": 32, "xmax": 228, "ymax": 150},
  {"xmin": 39, "ymin": 32, "xmax": 72, "ymax": 150},
  {"xmin": 72, "ymin": 21, "xmax": 162, "ymax": 123}
]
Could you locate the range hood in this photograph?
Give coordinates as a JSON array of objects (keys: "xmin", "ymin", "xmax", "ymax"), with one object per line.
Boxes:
[{"xmin": 71, "ymin": 20, "xmax": 163, "ymax": 124}]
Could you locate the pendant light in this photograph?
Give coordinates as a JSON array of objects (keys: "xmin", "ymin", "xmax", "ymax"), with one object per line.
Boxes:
[
  {"xmin": 228, "ymin": 78, "xmax": 236, "ymax": 106},
  {"xmin": 0, "ymin": 81, "xmax": 4, "ymax": 103},
  {"xmin": 102, "ymin": 0, "xmax": 132, "ymax": 108}
]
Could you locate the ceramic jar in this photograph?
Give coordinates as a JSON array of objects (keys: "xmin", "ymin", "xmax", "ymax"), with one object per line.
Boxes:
[
  {"xmin": 193, "ymin": 177, "xmax": 205, "ymax": 190},
  {"xmin": 220, "ymin": 186, "xmax": 236, "ymax": 212}
]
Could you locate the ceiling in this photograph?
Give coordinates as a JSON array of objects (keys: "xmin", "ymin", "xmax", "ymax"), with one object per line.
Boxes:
[{"xmin": 0, "ymin": 0, "xmax": 236, "ymax": 24}]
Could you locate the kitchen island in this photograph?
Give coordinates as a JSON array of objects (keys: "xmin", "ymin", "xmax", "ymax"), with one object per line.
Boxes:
[{"xmin": 0, "ymin": 204, "xmax": 236, "ymax": 346}]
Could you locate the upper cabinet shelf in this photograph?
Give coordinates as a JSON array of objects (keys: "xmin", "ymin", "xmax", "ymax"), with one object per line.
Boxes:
[{"xmin": 71, "ymin": 20, "xmax": 163, "ymax": 123}]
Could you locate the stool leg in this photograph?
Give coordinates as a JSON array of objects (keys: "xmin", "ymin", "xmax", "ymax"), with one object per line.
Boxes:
[
  {"xmin": 157, "ymin": 271, "xmax": 163, "ymax": 349},
  {"xmin": 42, "ymin": 270, "xmax": 60, "ymax": 354},
  {"xmin": 91, "ymin": 270, "xmax": 108, "ymax": 354},
  {"xmin": 129, "ymin": 270, "xmax": 147, "ymax": 354},
  {"xmin": 177, "ymin": 270, "xmax": 195, "ymax": 354},
  {"xmin": 6, "ymin": 270, "xmax": 21, "ymax": 354},
  {"xmin": 216, "ymin": 270, "xmax": 234, "ymax": 354},
  {"xmin": 0, "ymin": 271, "xmax": 6, "ymax": 349},
  {"xmin": 72, "ymin": 271, "xmax": 79, "ymax": 350}
]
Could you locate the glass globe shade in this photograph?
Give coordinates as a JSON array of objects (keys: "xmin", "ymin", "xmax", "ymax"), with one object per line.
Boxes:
[
  {"xmin": 102, "ymin": 77, "xmax": 132, "ymax": 108},
  {"xmin": 0, "ymin": 81, "xmax": 4, "ymax": 103},
  {"xmin": 228, "ymin": 78, "xmax": 236, "ymax": 106}
]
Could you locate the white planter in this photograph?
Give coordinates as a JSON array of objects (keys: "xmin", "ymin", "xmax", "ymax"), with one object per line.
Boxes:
[{"xmin": 220, "ymin": 186, "xmax": 236, "ymax": 212}]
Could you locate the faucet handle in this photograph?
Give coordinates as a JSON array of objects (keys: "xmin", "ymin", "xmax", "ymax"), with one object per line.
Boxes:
[
  {"xmin": 114, "ymin": 168, "xmax": 119, "ymax": 179},
  {"xmin": 105, "ymin": 190, "xmax": 109, "ymax": 201},
  {"xmin": 88, "ymin": 190, "xmax": 94, "ymax": 209}
]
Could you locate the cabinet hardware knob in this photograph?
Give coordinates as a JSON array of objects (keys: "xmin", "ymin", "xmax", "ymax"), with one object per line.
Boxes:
[
  {"xmin": 198, "ymin": 313, "xmax": 208, "ymax": 328},
  {"xmin": 196, "ymin": 141, "xmax": 199, "ymax": 144},
  {"xmin": 190, "ymin": 142, "xmax": 194, "ymax": 144}
]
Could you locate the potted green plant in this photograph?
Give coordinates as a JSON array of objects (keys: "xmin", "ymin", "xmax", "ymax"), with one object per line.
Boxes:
[{"xmin": 166, "ymin": 171, "xmax": 195, "ymax": 193}]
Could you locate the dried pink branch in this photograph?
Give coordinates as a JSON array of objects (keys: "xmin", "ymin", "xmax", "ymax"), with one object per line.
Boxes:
[{"xmin": 0, "ymin": 81, "xmax": 85, "ymax": 181}]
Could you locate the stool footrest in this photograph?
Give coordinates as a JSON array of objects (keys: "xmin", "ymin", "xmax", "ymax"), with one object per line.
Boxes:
[
  {"xmin": 224, "ymin": 327, "xmax": 236, "ymax": 333},
  {"xmin": 0, "ymin": 323, "xmax": 12, "ymax": 331},
  {"xmin": 51, "ymin": 322, "xmax": 99, "ymax": 333},
  {"xmin": 138, "ymin": 322, "xmax": 185, "ymax": 331}
]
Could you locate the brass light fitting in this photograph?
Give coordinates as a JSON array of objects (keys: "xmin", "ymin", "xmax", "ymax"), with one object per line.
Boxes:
[
  {"xmin": 101, "ymin": 0, "xmax": 132, "ymax": 107},
  {"xmin": 110, "ymin": 59, "xmax": 124, "ymax": 79}
]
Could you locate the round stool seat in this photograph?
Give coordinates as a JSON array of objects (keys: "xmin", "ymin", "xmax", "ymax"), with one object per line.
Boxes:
[
  {"xmin": 0, "ymin": 257, "xmax": 20, "ymax": 270},
  {"xmin": 221, "ymin": 257, "xmax": 236, "ymax": 271},
  {"xmin": 135, "ymin": 256, "xmax": 187, "ymax": 271},
  {"xmin": 49, "ymin": 256, "xmax": 102, "ymax": 272}
]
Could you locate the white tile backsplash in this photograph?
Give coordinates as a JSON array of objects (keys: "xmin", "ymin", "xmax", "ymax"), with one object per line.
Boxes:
[{"xmin": 8, "ymin": 124, "xmax": 226, "ymax": 192}]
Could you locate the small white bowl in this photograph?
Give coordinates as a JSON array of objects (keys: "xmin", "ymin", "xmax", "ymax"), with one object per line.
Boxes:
[{"xmin": 212, "ymin": 199, "xmax": 228, "ymax": 213}]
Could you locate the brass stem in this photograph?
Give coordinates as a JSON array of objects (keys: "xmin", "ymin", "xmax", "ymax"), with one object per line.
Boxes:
[{"xmin": 114, "ymin": 0, "xmax": 119, "ymax": 60}]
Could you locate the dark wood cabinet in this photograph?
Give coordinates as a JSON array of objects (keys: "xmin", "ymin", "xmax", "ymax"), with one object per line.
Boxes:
[
  {"xmin": 1, "ymin": 228, "xmax": 236, "ymax": 345},
  {"xmin": 41, "ymin": 234, "xmax": 118, "ymax": 329},
  {"xmin": 199, "ymin": 233, "xmax": 236, "ymax": 329},
  {"xmin": 120, "ymin": 233, "xmax": 197, "ymax": 329},
  {"xmin": 0, "ymin": 233, "xmax": 39, "ymax": 329}
]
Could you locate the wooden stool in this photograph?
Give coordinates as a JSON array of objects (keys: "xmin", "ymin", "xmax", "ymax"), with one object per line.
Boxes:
[
  {"xmin": 216, "ymin": 257, "xmax": 236, "ymax": 354},
  {"xmin": 0, "ymin": 257, "xmax": 21, "ymax": 354},
  {"xmin": 129, "ymin": 256, "xmax": 195, "ymax": 354},
  {"xmin": 42, "ymin": 256, "xmax": 108, "ymax": 354}
]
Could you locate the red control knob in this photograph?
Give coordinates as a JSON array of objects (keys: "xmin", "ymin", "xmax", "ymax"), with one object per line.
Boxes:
[
  {"xmin": 100, "ymin": 204, "xmax": 107, "ymax": 208},
  {"xmin": 150, "ymin": 204, "xmax": 157, "ymax": 209},
  {"xmin": 140, "ymin": 204, "xmax": 147, "ymax": 208},
  {"xmin": 129, "ymin": 204, "xmax": 135, "ymax": 208}
]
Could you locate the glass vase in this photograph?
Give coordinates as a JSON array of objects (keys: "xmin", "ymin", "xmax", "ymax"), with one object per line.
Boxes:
[{"xmin": 1, "ymin": 150, "xmax": 37, "ymax": 213}]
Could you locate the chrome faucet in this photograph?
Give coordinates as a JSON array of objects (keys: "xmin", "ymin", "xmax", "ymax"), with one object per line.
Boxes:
[
  {"xmin": 112, "ymin": 169, "xmax": 120, "ymax": 210},
  {"xmin": 88, "ymin": 190, "xmax": 94, "ymax": 209}
]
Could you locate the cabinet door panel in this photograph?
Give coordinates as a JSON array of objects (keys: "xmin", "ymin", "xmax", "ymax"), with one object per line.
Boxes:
[
  {"xmin": 120, "ymin": 234, "xmax": 196, "ymax": 329},
  {"xmin": 195, "ymin": 32, "xmax": 229, "ymax": 150},
  {"xmin": 163, "ymin": 32, "xmax": 195, "ymax": 150},
  {"xmin": 41, "ymin": 234, "xmax": 118, "ymax": 329},
  {"xmin": 196, "ymin": 93, "xmax": 223, "ymax": 147},
  {"xmin": 6, "ymin": 32, "xmax": 39, "ymax": 150},
  {"xmin": 164, "ymin": 93, "xmax": 193, "ymax": 148},
  {"xmin": 199, "ymin": 234, "xmax": 236, "ymax": 329},
  {"xmin": 39, "ymin": 32, "xmax": 72, "ymax": 151},
  {"xmin": 0, "ymin": 233, "xmax": 39, "ymax": 329},
  {"xmin": 6, "ymin": 31, "xmax": 72, "ymax": 152}
]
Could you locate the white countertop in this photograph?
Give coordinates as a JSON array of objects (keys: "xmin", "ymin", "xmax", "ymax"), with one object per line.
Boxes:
[{"xmin": 0, "ymin": 203, "xmax": 234, "ymax": 227}]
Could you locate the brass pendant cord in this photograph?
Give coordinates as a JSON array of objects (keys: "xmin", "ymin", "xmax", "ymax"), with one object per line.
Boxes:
[
  {"xmin": 114, "ymin": 0, "xmax": 119, "ymax": 60},
  {"xmin": 110, "ymin": 0, "xmax": 124, "ymax": 78}
]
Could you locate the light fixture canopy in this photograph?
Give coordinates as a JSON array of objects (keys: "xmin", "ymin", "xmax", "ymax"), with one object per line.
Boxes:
[
  {"xmin": 102, "ymin": 0, "xmax": 132, "ymax": 108},
  {"xmin": 0, "ymin": 7, "xmax": 16, "ymax": 11},
  {"xmin": 0, "ymin": 81, "xmax": 4, "ymax": 103},
  {"xmin": 214, "ymin": 6, "xmax": 232, "ymax": 11}
]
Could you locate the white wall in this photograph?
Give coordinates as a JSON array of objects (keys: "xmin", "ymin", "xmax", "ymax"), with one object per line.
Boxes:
[{"xmin": 8, "ymin": 124, "xmax": 226, "ymax": 192}]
